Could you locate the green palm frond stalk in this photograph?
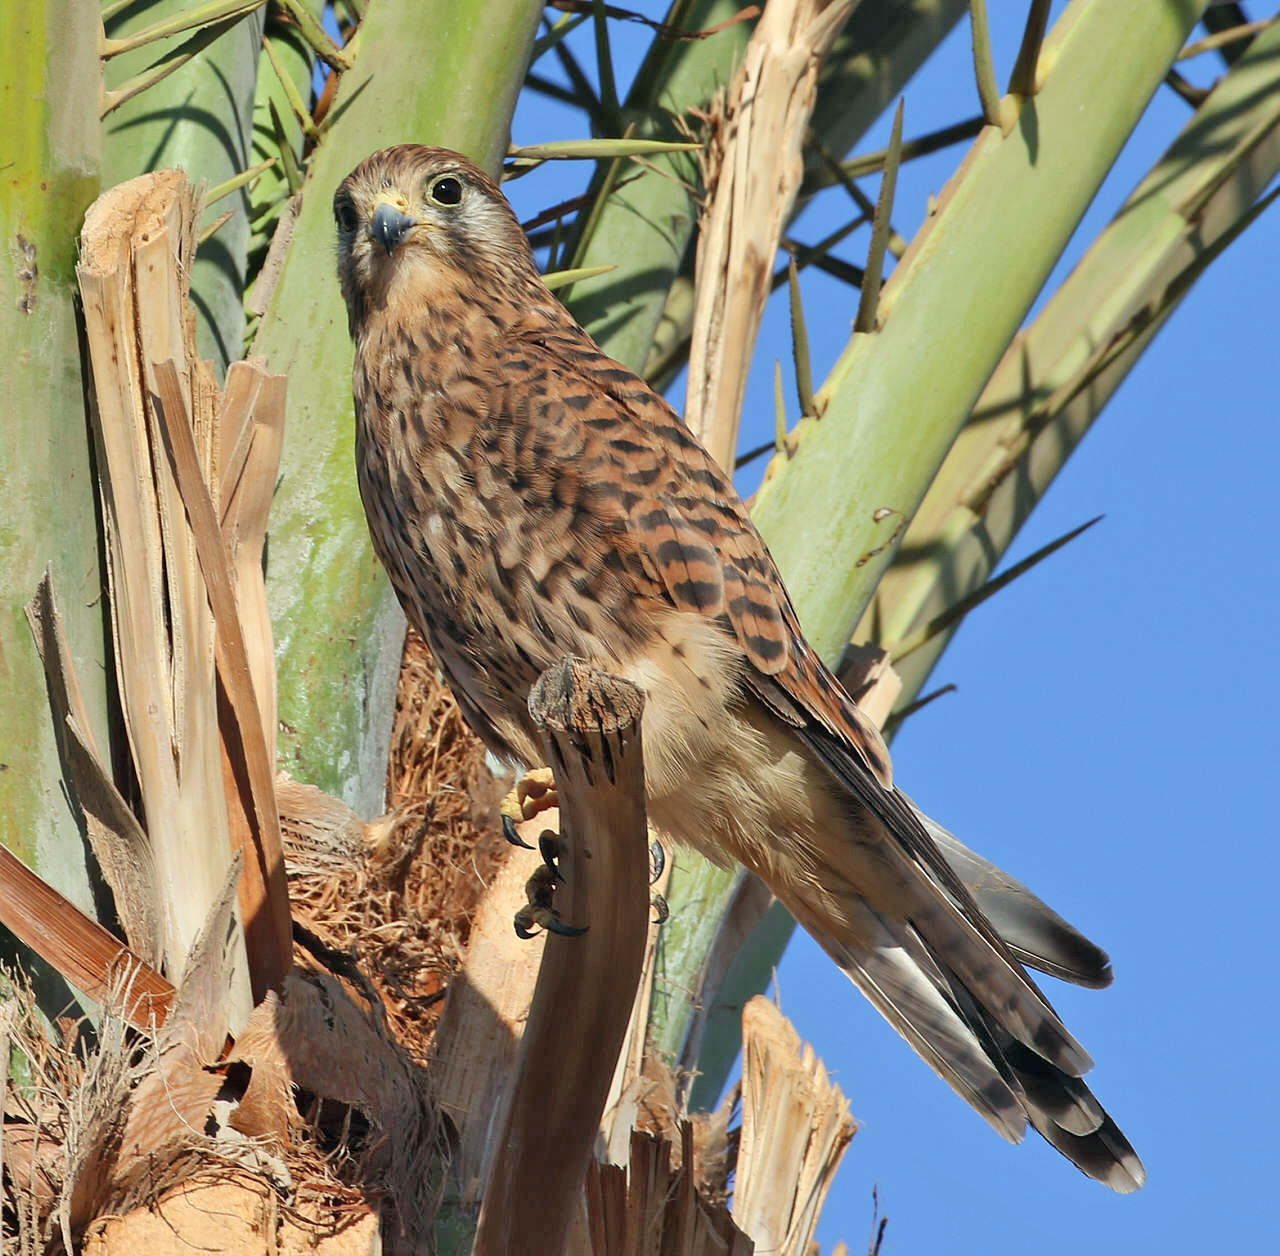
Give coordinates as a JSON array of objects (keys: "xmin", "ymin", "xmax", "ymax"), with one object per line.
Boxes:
[{"xmin": 0, "ymin": 2, "xmax": 107, "ymax": 918}]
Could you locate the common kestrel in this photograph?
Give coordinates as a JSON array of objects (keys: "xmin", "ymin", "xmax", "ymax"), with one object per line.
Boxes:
[{"xmin": 334, "ymin": 144, "xmax": 1144, "ymax": 1191}]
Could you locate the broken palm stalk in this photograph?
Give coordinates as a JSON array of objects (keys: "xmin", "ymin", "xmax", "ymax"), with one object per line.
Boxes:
[
  {"xmin": 571, "ymin": 998, "xmax": 853, "ymax": 1255},
  {"xmin": 571, "ymin": 1124, "xmax": 754, "ymax": 1256},
  {"xmin": 684, "ymin": 0, "xmax": 857, "ymax": 469},
  {"xmin": 3, "ymin": 835, "xmax": 443, "ymax": 1255},
  {"xmin": 431, "ymin": 780, "xmax": 667, "ymax": 1206},
  {"xmin": 474, "ymin": 659, "xmax": 650, "ymax": 1256},
  {"xmin": 732, "ymin": 996, "xmax": 855, "ymax": 1255},
  {"xmin": 75, "ymin": 169, "xmax": 291, "ymax": 1011}
]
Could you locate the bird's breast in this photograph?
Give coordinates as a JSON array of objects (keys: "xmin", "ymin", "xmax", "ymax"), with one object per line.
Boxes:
[{"xmin": 351, "ymin": 375, "xmax": 637, "ymax": 745}]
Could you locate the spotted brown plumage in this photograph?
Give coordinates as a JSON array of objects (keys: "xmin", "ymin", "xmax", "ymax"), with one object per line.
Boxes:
[{"xmin": 335, "ymin": 145, "xmax": 1144, "ymax": 1191}]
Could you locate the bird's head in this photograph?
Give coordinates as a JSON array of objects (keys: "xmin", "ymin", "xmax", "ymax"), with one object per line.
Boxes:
[{"xmin": 333, "ymin": 145, "xmax": 534, "ymax": 333}]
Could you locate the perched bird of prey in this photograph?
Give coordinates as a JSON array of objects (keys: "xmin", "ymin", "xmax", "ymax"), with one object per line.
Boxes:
[{"xmin": 334, "ymin": 144, "xmax": 1144, "ymax": 1191}]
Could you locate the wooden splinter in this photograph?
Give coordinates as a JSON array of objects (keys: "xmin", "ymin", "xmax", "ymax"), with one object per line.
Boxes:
[{"xmin": 474, "ymin": 658, "xmax": 650, "ymax": 1256}]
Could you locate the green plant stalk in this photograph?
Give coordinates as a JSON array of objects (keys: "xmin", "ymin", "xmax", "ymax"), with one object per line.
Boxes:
[
  {"xmin": 685, "ymin": 899, "xmax": 794, "ymax": 1110},
  {"xmin": 100, "ymin": 0, "xmax": 268, "ymax": 57},
  {"xmin": 205, "ymin": 156, "xmax": 276, "ymax": 207},
  {"xmin": 788, "ymin": 258, "xmax": 815, "ymax": 417},
  {"xmin": 750, "ymin": 0, "xmax": 1209, "ymax": 667},
  {"xmin": 865, "ymin": 13, "xmax": 1280, "ymax": 704},
  {"xmin": 1008, "ymin": 0, "xmax": 1052, "ymax": 98},
  {"xmin": 969, "ymin": 0, "xmax": 1003, "ymax": 128},
  {"xmin": 542, "ymin": 263, "xmax": 615, "ymax": 290},
  {"xmin": 101, "ymin": 1, "xmax": 267, "ymax": 376},
  {"xmin": 807, "ymin": 0, "xmax": 969, "ymax": 185},
  {"xmin": 277, "ymin": 0, "xmax": 352, "ymax": 70},
  {"xmin": 251, "ymin": 0, "xmax": 544, "ymax": 813},
  {"xmin": 562, "ymin": 0, "xmax": 753, "ymax": 372},
  {"xmin": 853, "ymin": 98, "xmax": 904, "ymax": 333},
  {"xmin": 649, "ymin": 862, "xmax": 744, "ymax": 1060},
  {"xmin": 508, "ymin": 137, "xmax": 700, "ymax": 161},
  {"xmin": 682, "ymin": 4, "xmax": 1279, "ymax": 1109},
  {"xmin": 0, "ymin": 6, "xmax": 105, "ymax": 905},
  {"xmin": 247, "ymin": 1, "xmax": 324, "ymax": 256},
  {"xmin": 261, "ymin": 35, "xmax": 318, "ymax": 141}
]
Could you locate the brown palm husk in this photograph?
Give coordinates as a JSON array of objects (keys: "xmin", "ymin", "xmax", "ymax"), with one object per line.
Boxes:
[{"xmin": 283, "ymin": 626, "xmax": 509, "ymax": 1054}]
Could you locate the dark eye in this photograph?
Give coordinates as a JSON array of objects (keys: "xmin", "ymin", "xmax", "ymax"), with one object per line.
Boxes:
[
  {"xmin": 335, "ymin": 200, "xmax": 357, "ymax": 233},
  {"xmin": 429, "ymin": 176, "xmax": 463, "ymax": 207}
]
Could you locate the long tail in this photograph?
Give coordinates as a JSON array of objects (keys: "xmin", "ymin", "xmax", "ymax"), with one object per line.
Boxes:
[
  {"xmin": 779, "ymin": 798, "xmax": 1145, "ymax": 1193},
  {"xmin": 772, "ymin": 706, "xmax": 1146, "ymax": 1191}
]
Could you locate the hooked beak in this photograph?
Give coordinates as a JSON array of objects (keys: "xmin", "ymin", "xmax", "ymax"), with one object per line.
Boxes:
[{"xmin": 371, "ymin": 201, "xmax": 418, "ymax": 255}]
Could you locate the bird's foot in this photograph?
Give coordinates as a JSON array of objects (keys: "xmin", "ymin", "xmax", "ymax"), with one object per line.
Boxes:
[
  {"xmin": 500, "ymin": 766, "xmax": 559, "ymax": 848},
  {"xmin": 502, "ymin": 771, "xmax": 582, "ymax": 938},
  {"xmin": 514, "ymin": 856, "xmax": 587, "ymax": 939},
  {"xmin": 504, "ymin": 774, "xmax": 661, "ymax": 935}
]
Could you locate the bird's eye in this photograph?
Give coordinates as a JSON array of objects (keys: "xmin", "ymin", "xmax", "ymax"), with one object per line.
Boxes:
[
  {"xmin": 429, "ymin": 176, "xmax": 463, "ymax": 207},
  {"xmin": 335, "ymin": 200, "xmax": 357, "ymax": 233}
]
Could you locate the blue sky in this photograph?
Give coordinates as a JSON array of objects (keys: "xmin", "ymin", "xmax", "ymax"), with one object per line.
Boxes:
[{"xmin": 502, "ymin": 6, "xmax": 1279, "ymax": 1252}]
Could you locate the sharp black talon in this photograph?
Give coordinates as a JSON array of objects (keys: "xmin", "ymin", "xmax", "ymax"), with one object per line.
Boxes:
[
  {"xmin": 650, "ymin": 892, "xmax": 669, "ymax": 925},
  {"xmin": 544, "ymin": 916, "xmax": 589, "ymax": 937},
  {"xmin": 538, "ymin": 829, "xmax": 564, "ymax": 879},
  {"xmin": 514, "ymin": 909, "xmax": 539, "ymax": 939},
  {"xmin": 648, "ymin": 838, "xmax": 665, "ymax": 884},
  {"xmin": 503, "ymin": 813, "xmax": 535, "ymax": 849}
]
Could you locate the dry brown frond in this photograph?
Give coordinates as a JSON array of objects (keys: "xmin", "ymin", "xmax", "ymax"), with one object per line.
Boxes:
[{"xmin": 1, "ymin": 952, "xmax": 443, "ymax": 1255}]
